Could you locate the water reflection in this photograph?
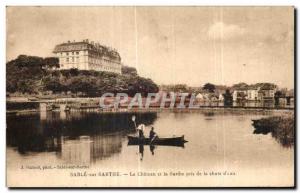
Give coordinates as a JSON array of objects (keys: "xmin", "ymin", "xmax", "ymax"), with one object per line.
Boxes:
[
  {"xmin": 90, "ymin": 134, "xmax": 123, "ymax": 162},
  {"xmin": 7, "ymin": 112, "xmax": 158, "ymax": 163},
  {"xmin": 7, "ymin": 110, "xmax": 294, "ymax": 186},
  {"xmin": 150, "ymin": 145, "xmax": 155, "ymax": 155},
  {"xmin": 139, "ymin": 144, "xmax": 144, "ymax": 161},
  {"xmin": 253, "ymin": 127, "xmax": 294, "ymax": 148},
  {"xmin": 61, "ymin": 136, "xmax": 92, "ymax": 165},
  {"xmin": 137, "ymin": 145, "xmax": 156, "ymax": 161},
  {"xmin": 59, "ymin": 134, "xmax": 124, "ymax": 164},
  {"xmin": 203, "ymin": 112, "xmax": 215, "ymax": 120}
]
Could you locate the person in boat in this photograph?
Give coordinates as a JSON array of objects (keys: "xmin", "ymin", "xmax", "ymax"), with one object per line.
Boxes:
[
  {"xmin": 137, "ymin": 124, "xmax": 145, "ymax": 139},
  {"xmin": 149, "ymin": 127, "xmax": 158, "ymax": 142}
]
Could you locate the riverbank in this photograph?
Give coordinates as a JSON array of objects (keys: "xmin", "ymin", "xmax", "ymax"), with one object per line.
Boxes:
[
  {"xmin": 252, "ymin": 114, "xmax": 294, "ymax": 147},
  {"xmin": 7, "ymin": 105, "xmax": 294, "ymax": 116}
]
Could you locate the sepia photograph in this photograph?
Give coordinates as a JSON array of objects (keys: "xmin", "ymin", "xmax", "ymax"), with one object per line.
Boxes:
[{"xmin": 6, "ymin": 6, "xmax": 295, "ymax": 187}]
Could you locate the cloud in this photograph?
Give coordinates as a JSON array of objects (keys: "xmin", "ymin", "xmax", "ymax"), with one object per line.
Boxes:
[{"xmin": 207, "ymin": 22, "xmax": 246, "ymax": 40}]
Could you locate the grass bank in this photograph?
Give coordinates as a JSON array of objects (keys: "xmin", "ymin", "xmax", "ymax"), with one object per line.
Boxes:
[{"xmin": 252, "ymin": 114, "xmax": 294, "ymax": 147}]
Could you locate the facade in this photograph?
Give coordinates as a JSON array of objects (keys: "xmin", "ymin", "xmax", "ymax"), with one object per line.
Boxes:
[
  {"xmin": 247, "ymin": 89, "xmax": 259, "ymax": 100},
  {"xmin": 257, "ymin": 84, "xmax": 276, "ymax": 101},
  {"xmin": 218, "ymin": 94, "xmax": 224, "ymax": 101},
  {"xmin": 233, "ymin": 84, "xmax": 276, "ymax": 101},
  {"xmin": 53, "ymin": 39, "xmax": 122, "ymax": 74},
  {"xmin": 232, "ymin": 89, "xmax": 247, "ymax": 101},
  {"xmin": 246, "ymin": 85, "xmax": 259, "ymax": 100},
  {"xmin": 195, "ymin": 93, "xmax": 204, "ymax": 100}
]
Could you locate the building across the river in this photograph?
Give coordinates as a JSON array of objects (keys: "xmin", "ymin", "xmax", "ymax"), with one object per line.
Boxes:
[
  {"xmin": 232, "ymin": 83, "xmax": 277, "ymax": 101},
  {"xmin": 53, "ymin": 39, "xmax": 122, "ymax": 74}
]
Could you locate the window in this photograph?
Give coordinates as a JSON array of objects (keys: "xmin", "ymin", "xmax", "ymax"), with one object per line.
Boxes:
[
  {"xmin": 72, "ymin": 52, "xmax": 74, "ymax": 55},
  {"xmin": 72, "ymin": 57, "xmax": 74, "ymax": 62},
  {"xmin": 76, "ymin": 57, "xmax": 79, "ymax": 62},
  {"xmin": 76, "ymin": 52, "xmax": 79, "ymax": 55},
  {"xmin": 66, "ymin": 58, "xmax": 69, "ymax": 62},
  {"xmin": 66, "ymin": 52, "xmax": 69, "ymax": 56}
]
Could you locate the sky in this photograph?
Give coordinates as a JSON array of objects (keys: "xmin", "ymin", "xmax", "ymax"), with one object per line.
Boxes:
[{"xmin": 6, "ymin": 6, "xmax": 294, "ymax": 88}]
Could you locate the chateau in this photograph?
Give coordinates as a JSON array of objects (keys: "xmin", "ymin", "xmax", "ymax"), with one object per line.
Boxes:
[{"xmin": 53, "ymin": 39, "xmax": 122, "ymax": 74}]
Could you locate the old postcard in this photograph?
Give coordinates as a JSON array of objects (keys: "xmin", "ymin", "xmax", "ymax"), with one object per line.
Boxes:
[{"xmin": 6, "ymin": 6, "xmax": 294, "ymax": 187}]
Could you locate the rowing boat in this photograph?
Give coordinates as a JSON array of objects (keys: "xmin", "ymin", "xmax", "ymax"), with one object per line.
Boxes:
[{"xmin": 127, "ymin": 135, "xmax": 187, "ymax": 147}]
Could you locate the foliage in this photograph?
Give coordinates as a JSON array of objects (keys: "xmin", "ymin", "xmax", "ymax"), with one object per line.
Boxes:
[
  {"xmin": 223, "ymin": 89, "xmax": 233, "ymax": 106},
  {"xmin": 203, "ymin": 83, "xmax": 216, "ymax": 93},
  {"xmin": 231, "ymin": 82, "xmax": 248, "ymax": 90},
  {"xmin": 159, "ymin": 84, "xmax": 190, "ymax": 93},
  {"xmin": 252, "ymin": 115, "xmax": 294, "ymax": 148},
  {"xmin": 7, "ymin": 55, "xmax": 159, "ymax": 97},
  {"xmin": 42, "ymin": 57, "xmax": 59, "ymax": 69},
  {"xmin": 121, "ymin": 65, "xmax": 138, "ymax": 76}
]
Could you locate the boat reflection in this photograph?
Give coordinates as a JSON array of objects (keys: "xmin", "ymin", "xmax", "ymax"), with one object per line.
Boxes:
[
  {"xmin": 139, "ymin": 144, "xmax": 144, "ymax": 161},
  {"xmin": 138, "ymin": 145, "xmax": 156, "ymax": 161},
  {"xmin": 130, "ymin": 139, "xmax": 186, "ymax": 161},
  {"xmin": 150, "ymin": 145, "xmax": 155, "ymax": 155}
]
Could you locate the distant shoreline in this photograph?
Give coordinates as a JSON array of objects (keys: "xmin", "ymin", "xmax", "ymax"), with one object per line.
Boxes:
[
  {"xmin": 6, "ymin": 95, "xmax": 294, "ymax": 115},
  {"xmin": 6, "ymin": 105, "xmax": 294, "ymax": 116}
]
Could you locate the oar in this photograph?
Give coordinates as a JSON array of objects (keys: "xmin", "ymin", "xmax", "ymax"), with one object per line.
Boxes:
[
  {"xmin": 131, "ymin": 115, "xmax": 137, "ymax": 129},
  {"xmin": 150, "ymin": 134, "xmax": 157, "ymax": 145}
]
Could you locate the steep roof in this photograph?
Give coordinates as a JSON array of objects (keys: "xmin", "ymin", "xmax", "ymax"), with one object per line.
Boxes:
[
  {"xmin": 233, "ymin": 86, "xmax": 248, "ymax": 91},
  {"xmin": 233, "ymin": 83, "xmax": 276, "ymax": 91},
  {"xmin": 53, "ymin": 40, "xmax": 121, "ymax": 61},
  {"xmin": 53, "ymin": 41, "xmax": 89, "ymax": 52},
  {"xmin": 232, "ymin": 83, "xmax": 248, "ymax": 91},
  {"xmin": 259, "ymin": 83, "xmax": 277, "ymax": 90},
  {"xmin": 247, "ymin": 85, "xmax": 259, "ymax": 90}
]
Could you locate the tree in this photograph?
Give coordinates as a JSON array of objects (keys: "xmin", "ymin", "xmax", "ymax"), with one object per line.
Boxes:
[
  {"xmin": 43, "ymin": 57, "xmax": 59, "ymax": 69},
  {"xmin": 7, "ymin": 55, "xmax": 159, "ymax": 96},
  {"xmin": 203, "ymin": 83, "xmax": 216, "ymax": 93},
  {"xmin": 125, "ymin": 76, "xmax": 159, "ymax": 97},
  {"xmin": 173, "ymin": 84, "xmax": 188, "ymax": 93},
  {"xmin": 223, "ymin": 89, "xmax": 233, "ymax": 107},
  {"xmin": 69, "ymin": 68, "xmax": 79, "ymax": 76},
  {"xmin": 6, "ymin": 55, "xmax": 46, "ymax": 93},
  {"xmin": 42, "ymin": 75, "xmax": 62, "ymax": 93},
  {"xmin": 232, "ymin": 82, "xmax": 248, "ymax": 90},
  {"xmin": 121, "ymin": 65, "xmax": 138, "ymax": 76}
]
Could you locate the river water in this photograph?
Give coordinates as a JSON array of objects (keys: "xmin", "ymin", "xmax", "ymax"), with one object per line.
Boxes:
[{"xmin": 6, "ymin": 110, "xmax": 294, "ymax": 187}]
